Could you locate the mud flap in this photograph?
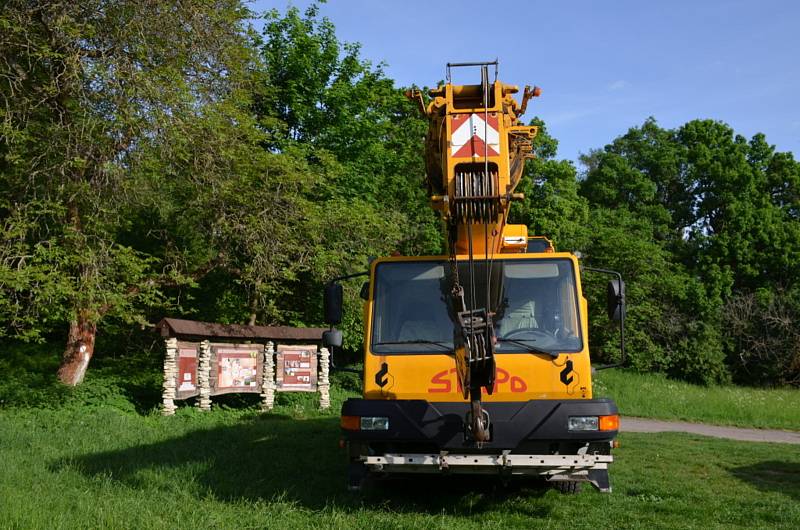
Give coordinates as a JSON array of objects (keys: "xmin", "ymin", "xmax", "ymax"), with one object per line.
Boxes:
[
  {"xmin": 348, "ymin": 461, "xmax": 368, "ymax": 491},
  {"xmin": 587, "ymin": 468, "xmax": 611, "ymax": 493}
]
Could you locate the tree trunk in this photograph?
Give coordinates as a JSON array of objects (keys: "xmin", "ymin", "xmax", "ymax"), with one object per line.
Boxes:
[
  {"xmin": 247, "ymin": 279, "xmax": 261, "ymax": 326},
  {"xmin": 57, "ymin": 310, "xmax": 97, "ymax": 386}
]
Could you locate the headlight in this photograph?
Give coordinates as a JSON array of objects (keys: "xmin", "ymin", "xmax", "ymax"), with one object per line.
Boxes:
[
  {"xmin": 360, "ymin": 416, "xmax": 390, "ymax": 431},
  {"xmin": 568, "ymin": 416, "xmax": 599, "ymax": 431}
]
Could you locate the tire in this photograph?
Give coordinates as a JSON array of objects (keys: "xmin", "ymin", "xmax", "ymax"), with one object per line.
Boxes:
[{"xmin": 554, "ymin": 480, "xmax": 582, "ymax": 494}]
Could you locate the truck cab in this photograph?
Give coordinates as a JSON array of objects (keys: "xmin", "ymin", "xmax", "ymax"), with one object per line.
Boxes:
[{"xmin": 329, "ymin": 246, "xmax": 621, "ymax": 492}]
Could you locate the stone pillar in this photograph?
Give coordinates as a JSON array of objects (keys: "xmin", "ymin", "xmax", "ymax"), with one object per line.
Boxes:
[
  {"xmin": 261, "ymin": 341, "xmax": 276, "ymax": 411},
  {"xmin": 318, "ymin": 347, "xmax": 331, "ymax": 410},
  {"xmin": 197, "ymin": 340, "xmax": 212, "ymax": 411},
  {"xmin": 161, "ymin": 337, "xmax": 178, "ymax": 416}
]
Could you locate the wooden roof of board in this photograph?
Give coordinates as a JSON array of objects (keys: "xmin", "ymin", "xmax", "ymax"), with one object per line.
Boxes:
[{"xmin": 156, "ymin": 318, "xmax": 325, "ymax": 341}]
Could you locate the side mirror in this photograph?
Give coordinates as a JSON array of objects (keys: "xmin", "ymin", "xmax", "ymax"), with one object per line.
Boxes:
[
  {"xmin": 606, "ymin": 279, "xmax": 625, "ymax": 321},
  {"xmin": 359, "ymin": 281, "xmax": 370, "ymax": 301},
  {"xmin": 323, "ymin": 328, "xmax": 343, "ymax": 348},
  {"xmin": 324, "ymin": 283, "xmax": 343, "ymax": 325}
]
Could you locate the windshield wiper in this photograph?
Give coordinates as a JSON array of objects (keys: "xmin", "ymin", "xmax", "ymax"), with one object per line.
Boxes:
[
  {"xmin": 373, "ymin": 340, "xmax": 453, "ymax": 352},
  {"xmin": 498, "ymin": 338, "xmax": 559, "ymax": 358}
]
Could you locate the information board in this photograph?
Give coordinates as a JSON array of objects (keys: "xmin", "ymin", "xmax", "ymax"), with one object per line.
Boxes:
[
  {"xmin": 276, "ymin": 344, "xmax": 318, "ymax": 392},
  {"xmin": 175, "ymin": 342, "xmax": 200, "ymax": 399},
  {"xmin": 210, "ymin": 344, "xmax": 263, "ymax": 395}
]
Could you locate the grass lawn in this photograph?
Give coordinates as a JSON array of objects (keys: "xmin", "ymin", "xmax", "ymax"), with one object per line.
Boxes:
[
  {"xmin": 594, "ymin": 369, "xmax": 800, "ymax": 431},
  {"xmin": 1, "ymin": 345, "xmax": 799, "ymax": 528},
  {"xmin": 1, "ymin": 391, "xmax": 800, "ymax": 530}
]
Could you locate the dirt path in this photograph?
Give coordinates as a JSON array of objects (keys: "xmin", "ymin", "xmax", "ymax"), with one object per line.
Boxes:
[{"xmin": 622, "ymin": 417, "xmax": 800, "ymax": 445}]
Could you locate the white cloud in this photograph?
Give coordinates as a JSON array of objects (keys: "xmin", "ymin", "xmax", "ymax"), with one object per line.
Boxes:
[
  {"xmin": 608, "ymin": 80, "xmax": 630, "ymax": 91},
  {"xmin": 546, "ymin": 108, "xmax": 602, "ymax": 126}
]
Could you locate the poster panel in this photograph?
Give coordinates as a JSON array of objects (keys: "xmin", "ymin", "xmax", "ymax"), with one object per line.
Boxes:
[
  {"xmin": 175, "ymin": 342, "xmax": 200, "ymax": 400},
  {"xmin": 210, "ymin": 344, "xmax": 263, "ymax": 395},
  {"xmin": 276, "ymin": 344, "xmax": 318, "ymax": 392}
]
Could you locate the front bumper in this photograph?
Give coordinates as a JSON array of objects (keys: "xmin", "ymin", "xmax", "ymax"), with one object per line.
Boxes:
[
  {"xmin": 342, "ymin": 398, "xmax": 618, "ymax": 492},
  {"xmin": 341, "ymin": 398, "xmax": 619, "ymax": 452},
  {"xmin": 363, "ymin": 452, "xmax": 613, "ymax": 492}
]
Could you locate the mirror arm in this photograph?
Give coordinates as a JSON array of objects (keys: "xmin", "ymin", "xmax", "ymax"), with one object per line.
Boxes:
[
  {"xmin": 326, "ymin": 271, "xmax": 369, "ymax": 286},
  {"xmin": 583, "ymin": 267, "xmax": 626, "ymax": 370},
  {"xmin": 325, "ymin": 271, "xmax": 368, "ymax": 375}
]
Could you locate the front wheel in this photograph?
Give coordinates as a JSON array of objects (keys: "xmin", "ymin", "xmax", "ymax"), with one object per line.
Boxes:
[{"xmin": 554, "ymin": 480, "xmax": 582, "ymax": 494}]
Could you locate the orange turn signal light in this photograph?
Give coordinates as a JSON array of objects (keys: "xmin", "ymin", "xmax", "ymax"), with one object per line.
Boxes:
[
  {"xmin": 340, "ymin": 415, "xmax": 360, "ymax": 431},
  {"xmin": 599, "ymin": 414, "xmax": 620, "ymax": 431}
]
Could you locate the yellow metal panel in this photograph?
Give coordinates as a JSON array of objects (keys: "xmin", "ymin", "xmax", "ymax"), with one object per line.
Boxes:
[
  {"xmin": 362, "ymin": 253, "xmax": 594, "ymax": 402},
  {"xmin": 364, "ymin": 349, "xmax": 592, "ymax": 402},
  {"xmin": 363, "ymin": 353, "xmax": 592, "ymax": 402}
]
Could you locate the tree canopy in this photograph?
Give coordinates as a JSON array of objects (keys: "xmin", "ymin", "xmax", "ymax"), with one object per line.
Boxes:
[
  {"xmin": 1, "ymin": 2, "xmax": 798, "ymax": 387},
  {"xmin": 579, "ymin": 118, "xmax": 800, "ymax": 384}
]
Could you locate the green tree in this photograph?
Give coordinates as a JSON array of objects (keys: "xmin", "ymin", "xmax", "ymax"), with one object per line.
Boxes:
[
  {"xmin": 255, "ymin": 4, "xmax": 439, "ymax": 254},
  {"xmin": 249, "ymin": 4, "xmax": 441, "ymax": 349},
  {"xmin": 580, "ymin": 118, "xmax": 800, "ymax": 385},
  {"xmin": 512, "ymin": 118, "xmax": 591, "ymax": 251},
  {"xmin": 580, "ymin": 208, "xmax": 728, "ymax": 384},
  {"xmin": 580, "ymin": 118, "xmax": 689, "ymax": 243},
  {"xmin": 0, "ymin": 1, "xmax": 259, "ymax": 384}
]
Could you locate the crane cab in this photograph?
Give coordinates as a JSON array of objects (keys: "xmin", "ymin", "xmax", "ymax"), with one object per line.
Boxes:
[{"xmin": 330, "ymin": 251, "xmax": 621, "ymax": 492}]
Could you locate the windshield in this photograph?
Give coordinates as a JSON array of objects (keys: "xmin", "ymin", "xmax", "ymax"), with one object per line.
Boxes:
[{"xmin": 370, "ymin": 259, "xmax": 583, "ymax": 354}]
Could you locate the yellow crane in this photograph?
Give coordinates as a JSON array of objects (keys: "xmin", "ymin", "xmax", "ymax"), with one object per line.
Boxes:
[{"xmin": 324, "ymin": 61, "xmax": 625, "ymax": 493}]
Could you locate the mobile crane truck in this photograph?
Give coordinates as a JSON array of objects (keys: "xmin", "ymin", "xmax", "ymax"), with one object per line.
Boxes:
[{"xmin": 323, "ymin": 61, "xmax": 625, "ymax": 493}]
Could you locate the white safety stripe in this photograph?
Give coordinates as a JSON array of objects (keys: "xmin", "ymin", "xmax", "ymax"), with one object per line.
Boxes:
[{"xmin": 451, "ymin": 114, "xmax": 500, "ymax": 156}]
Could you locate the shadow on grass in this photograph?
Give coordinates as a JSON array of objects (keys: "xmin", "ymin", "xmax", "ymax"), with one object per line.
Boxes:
[
  {"xmin": 730, "ymin": 461, "xmax": 800, "ymax": 501},
  {"xmin": 52, "ymin": 413, "xmax": 551, "ymax": 517}
]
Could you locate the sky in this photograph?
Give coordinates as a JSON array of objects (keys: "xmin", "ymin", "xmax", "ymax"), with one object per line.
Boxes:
[{"xmin": 251, "ymin": 0, "xmax": 800, "ymax": 165}]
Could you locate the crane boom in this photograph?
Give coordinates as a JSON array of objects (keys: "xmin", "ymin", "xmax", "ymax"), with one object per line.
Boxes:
[
  {"xmin": 408, "ymin": 62, "xmax": 542, "ymax": 442},
  {"xmin": 409, "ymin": 62, "xmax": 541, "ymax": 254}
]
